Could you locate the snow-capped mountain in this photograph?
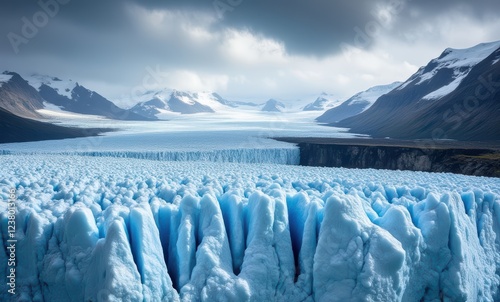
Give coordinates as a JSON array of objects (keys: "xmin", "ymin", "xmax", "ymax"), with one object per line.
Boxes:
[
  {"xmin": 0, "ymin": 71, "xmax": 45, "ymax": 119},
  {"xmin": 174, "ymin": 91, "xmax": 225, "ymax": 112},
  {"xmin": 317, "ymin": 82, "xmax": 401, "ymax": 123},
  {"xmin": 130, "ymin": 90, "xmax": 234, "ymax": 118},
  {"xmin": 403, "ymin": 41, "xmax": 500, "ymax": 100},
  {"xmin": 129, "ymin": 94, "xmax": 170, "ymax": 120},
  {"xmin": 126, "ymin": 88, "xmax": 262, "ymax": 118},
  {"xmin": 25, "ymin": 74, "xmax": 150, "ymax": 121},
  {"xmin": 0, "ymin": 72, "xmax": 111, "ymax": 143},
  {"xmin": 303, "ymin": 93, "xmax": 342, "ymax": 111},
  {"xmin": 261, "ymin": 99, "xmax": 285, "ymax": 112},
  {"xmin": 338, "ymin": 41, "xmax": 500, "ymax": 141},
  {"xmin": 27, "ymin": 73, "xmax": 76, "ymax": 100}
]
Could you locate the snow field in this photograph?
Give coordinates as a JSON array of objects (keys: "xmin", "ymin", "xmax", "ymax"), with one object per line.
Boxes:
[
  {"xmin": 0, "ymin": 74, "xmax": 13, "ymax": 88},
  {"xmin": 1, "ymin": 155, "xmax": 499, "ymax": 301}
]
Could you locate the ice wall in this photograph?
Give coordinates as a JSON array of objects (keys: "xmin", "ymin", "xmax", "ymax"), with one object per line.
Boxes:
[
  {"xmin": 70, "ymin": 149, "xmax": 300, "ymax": 165},
  {"xmin": 0, "ymin": 149, "xmax": 300, "ymax": 165},
  {"xmin": 1, "ymin": 156, "xmax": 499, "ymax": 301},
  {"xmin": 0, "ymin": 129, "xmax": 302, "ymax": 166}
]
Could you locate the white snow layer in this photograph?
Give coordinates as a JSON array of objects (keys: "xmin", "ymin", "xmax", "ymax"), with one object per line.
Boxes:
[
  {"xmin": 0, "ymin": 74, "xmax": 12, "ymax": 88},
  {"xmin": 346, "ymin": 82, "xmax": 402, "ymax": 110},
  {"xmin": 398, "ymin": 41, "xmax": 500, "ymax": 96},
  {"xmin": 25, "ymin": 73, "xmax": 76, "ymax": 99},
  {"xmin": 417, "ymin": 41, "xmax": 500, "ymax": 86},
  {"xmin": 422, "ymin": 69, "xmax": 468, "ymax": 100},
  {"xmin": 1, "ymin": 155, "xmax": 500, "ymax": 301}
]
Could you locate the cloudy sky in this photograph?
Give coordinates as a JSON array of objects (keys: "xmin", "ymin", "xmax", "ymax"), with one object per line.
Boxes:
[{"xmin": 1, "ymin": 0, "xmax": 500, "ymax": 107}]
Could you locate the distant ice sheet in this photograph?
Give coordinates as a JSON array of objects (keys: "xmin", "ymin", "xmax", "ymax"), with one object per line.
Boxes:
[{"xmin": 2, "ymin": 110, "xmax": 364, "ymax": 164}]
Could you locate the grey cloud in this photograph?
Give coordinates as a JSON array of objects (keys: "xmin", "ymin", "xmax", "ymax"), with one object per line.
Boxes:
[
  {"xmin": 125, "ymin": 0, "xmax": 500, "ymax": 56},
  {"xmin": 0, "ymin": 0, "xmax": 499, "ymax": 103},
  {"xmin": 2, "ymin": 0, "xmax": 500, "ymax": 58},
  {"xmin": 128, "ymin": 0, "xmax": 380, "ymax": 56}
]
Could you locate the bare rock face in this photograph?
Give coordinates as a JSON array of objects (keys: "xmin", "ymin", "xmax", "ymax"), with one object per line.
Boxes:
[
  {"xmin": 297, "ymin": 143, "xmax": 499, "ymax": 177},
  {"xmin": 0, "ymin": 71, "xmax": 44, "ymax": 119}
]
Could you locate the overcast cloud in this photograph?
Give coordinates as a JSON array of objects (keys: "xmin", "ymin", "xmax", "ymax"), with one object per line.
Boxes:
[{"xmin": 1, "ymin": 0, "xmax": 500, "ymax": 106}]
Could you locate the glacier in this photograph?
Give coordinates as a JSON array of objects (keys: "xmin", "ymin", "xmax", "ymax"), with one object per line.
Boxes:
[
  {"xmin": 0, "ymin": 114, "xmax": 359, "ymax": 165},
  {"xmin": 0, "ymin": 148, "xmax": 300, "ymax": 165},
  {"xmin": 1, "ymin": 155, "xmax": 500, "ymax": 301}
]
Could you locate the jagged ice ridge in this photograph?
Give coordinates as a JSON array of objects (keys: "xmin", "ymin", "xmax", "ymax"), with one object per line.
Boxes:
[{"xmin": 1, "ymin": 155, "xmax": 499, "ymax": 301}]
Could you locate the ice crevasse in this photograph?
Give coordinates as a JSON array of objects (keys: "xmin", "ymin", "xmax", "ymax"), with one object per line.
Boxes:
[{"xmin": 0, "ymin": 155, "xmax": 499, "ymax": 301}]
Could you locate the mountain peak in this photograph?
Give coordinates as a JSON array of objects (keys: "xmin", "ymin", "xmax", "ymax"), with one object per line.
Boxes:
[
  {"xmin": 262, "ymin": 98, "xmax": 285, "ymax": 112},
  {"xmin": 316, "ymin": 81, "xmax": 401, "ymax": 123},
  {"xmin": 337, "ymin": 41, "xmax": 500, "ymax": 141},
  {"xmin": 2, "ymin": 71, "xmax": 25, "ymax": 83},
  {"xmin": 304, "ymin": 93, "xmax": 342, "ymax": 111},
  {"xmin": 129, "ymin": 89, "xmax": 233, "ymax": 118},
  {"xmin": 0, "ymin": 71, "xmax": 15, "ymax": 87},
  {"xmin": 25, "ymin": 73, "xmax": 76, "ymax": 99},
  {"xmin": 434, "ymin": 40, "xmax": 500, "ymax": 67}
]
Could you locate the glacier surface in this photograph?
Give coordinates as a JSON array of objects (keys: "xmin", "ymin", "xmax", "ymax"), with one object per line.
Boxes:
[
  {"xmin": 1, "ymin": 155, "xmax": 500, "ymax": 301},
  {"xmin": 0, "ymin": 110, "xmax": 362, "ymax": 165}
]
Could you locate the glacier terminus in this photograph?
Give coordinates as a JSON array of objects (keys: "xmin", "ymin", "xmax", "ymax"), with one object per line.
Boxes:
[{"xmin": 1, "ymin": 155, "xmax": 499, "ymax": 301}]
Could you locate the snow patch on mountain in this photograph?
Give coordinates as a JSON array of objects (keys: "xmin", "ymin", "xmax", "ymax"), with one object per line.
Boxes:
[
  {"xmin": 261, "ymin": 99, "xmax": 285, "ymax": 112},
  {"xmin": 422, "ymin": 70, "xmax": 467, "ymax": 100},
  {"xmin": 440, "ymin": 41, "xmax": 500, "ymax": 67},
  {"xmin": 417, "ymin": 41, "xmax": 500, "ymax": 85},
  {"xmin": 128, "ymin": 88, "xmax": 174, "ymax": 106},
  {"xmin": 347, "ymin": 82, "xmax": 402, "ymax": 108},
  {"xmin": 303, "ymin": 93, "xmax": 342, "ymax": 111},
  {"xmin": 316, "ymin": 82, "xmax": 401, "ymax": 123},
  {"xmin": 25, "ymin": 73, "xmax": 76, "ymax": 99},
  {"xmin": 396, "ymin": 41, "xmax": 500, "ymax": 94},
  {"xmin": 0, "ymin": 73, "xmax": 12, "ymax": 88},
  {"xmin": 130, "ymin": 90, "xmax": 233, "ymax": 117},
  {"xmin": 191, "ymin": 91, "xmax": 230, "ymax": 111},
  {"xmin": 413, "ymin": 41, "xmax": 500, "ymax": 100}
]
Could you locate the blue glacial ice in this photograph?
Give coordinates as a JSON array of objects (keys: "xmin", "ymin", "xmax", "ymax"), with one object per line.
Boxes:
[
  {"xmin": 1, "ymin": 155, "xmax": 499, "ymax": 301},
  {"xmin": 0, "ymin": 130, "xmax": 301, "ymax": 165},
  {"xmin": 0, "ymin": 112, "xmax": 361, "ymax": 165}
]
